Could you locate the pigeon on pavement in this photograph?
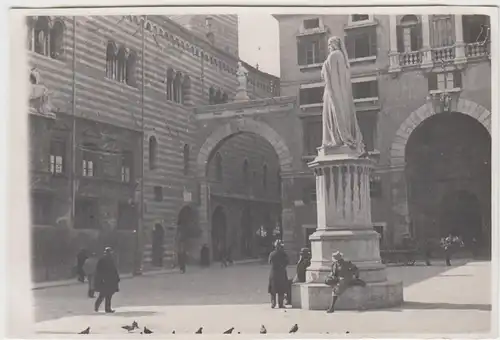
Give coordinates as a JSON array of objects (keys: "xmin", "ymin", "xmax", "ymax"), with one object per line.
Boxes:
[
  {"xmin": 78, "ymin": 327, "xmax": 90, "ymax": 334},
  {"xmin": 195, "ymin": 327, "xmax": 203, "ymax": 334},
  {"xmin": 223, "ymin": 327, "xmax": 235, "ymax": 334},
  {"xmin": 260, "ymin": 325, "xmax": 267, "ymax": 334},
  {"xmin": 143, "ymin": 327, "xmax": 153, "ymax": 334},
  {"xmin": 289, "ymin": 324, "xmax": 299, "ymax": 333}
]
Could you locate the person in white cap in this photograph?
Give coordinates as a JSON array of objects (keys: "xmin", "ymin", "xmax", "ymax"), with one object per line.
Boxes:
[{"xmin": 324, "ymin": 251, "xmax": 366, "ymax": 313}]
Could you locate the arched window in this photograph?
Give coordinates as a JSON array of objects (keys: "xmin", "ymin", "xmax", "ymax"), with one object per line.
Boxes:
[
  {"xmin": 215, "ymin": 89, "xmax": 222, "ymax": 104},
  {"xmin": 262, "ymin": 164, "xmax": 268, "ymax": 189},
  {"xmin": 174, "ymin": 72, "xmax": 183, "ymax": 103},
  {"xmin": 221, "ymin": 92, "xmax": 228, "ymax": 104},
  {"xmin": 243, "ymin": 159, "xmax": 249, "ymax": 185},
  {"xmin": 182, "ymin": 75, "xmax": 191, "ymax": 105},
  {"xmin": 183, "ymin": 144, "xmax": 190, "ymax": 175},
  {"xmin": 126, "ymin": 51, "xmax": 137, "ymax": 86},
  {"xmin": 215, "ymin": 152, "xmax": 223, "ymax": 181},
  {"xmin": 166, "ymin": 68, "xmax": 174, "ymax": 101},
  {"xmin": 34, "ymin": 16, "xmax": 50, "ymax": 56},
  {"xmin": 116, "ymin": 46, "xmax": 127, "ymax": 83},
  {"xmin": 149, "ymin": 136, "xmax": 158, "ymax": 170},
  {"xmin": 106, "ymin": 42, "xmax": 117, "ymax": 79},
  {"xmin": 209, "ymin": 86, "xmax": 215, "ymax": 105},
  {"xmin": 397, "ymin": 15, "xmax": 422, "ymax": 53},
  {"xmin": 49, "ymin": 20, "xmax": 64, "ymax": 59}
]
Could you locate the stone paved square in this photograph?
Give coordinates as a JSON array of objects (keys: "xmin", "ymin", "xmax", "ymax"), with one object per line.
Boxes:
[{"xmin": 34, "ymin": 260, "xmax": 494, "ymax": 337}]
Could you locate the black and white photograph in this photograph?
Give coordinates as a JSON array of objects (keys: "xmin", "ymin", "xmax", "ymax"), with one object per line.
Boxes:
[{"xmin": 5, "ymin": 3, "xmax": 499, "ymax": 338}]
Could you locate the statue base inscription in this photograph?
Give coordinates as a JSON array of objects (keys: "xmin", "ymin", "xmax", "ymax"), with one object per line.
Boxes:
[{"xmin": 293, "ymin": 146, "xmax": 403, "ymax": 311}]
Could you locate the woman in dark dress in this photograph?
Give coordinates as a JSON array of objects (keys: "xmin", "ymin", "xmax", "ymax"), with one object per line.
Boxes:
[
  {"xmin": 94, "ymin": 247, "xmax": 120, "ymax": 313},
  {"xmin": 268, "ymin": 240, "xmax": 289, "ymax": 309}
]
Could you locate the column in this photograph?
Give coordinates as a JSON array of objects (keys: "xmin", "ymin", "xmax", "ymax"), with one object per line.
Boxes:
[
  {"xmin": 454, "ymin": 14, "xmax": 466, "ymax": 63},
  {"xmin": 388, "ymin": 15, "xmax": 401, "ymax": 72},
  {"xmin": 421, "ymin": 15, "xmax": 433, "ymax": 67}
]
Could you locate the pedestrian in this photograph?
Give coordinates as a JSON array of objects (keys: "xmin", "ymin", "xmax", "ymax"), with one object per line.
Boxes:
[
  {"xmin": 324, "ymin": 251, "xmax": 366, "ymax": 313},
  {"xmin": 83, "ymin": 252, "xmax": 99, "ymax": 298},
  {"xmin": 94, "ymin": 247, "xmax": 120, "ymax": 313},
  {"xmin": 219, "ymin": 244, "xmax": 228, "ymax": 268},
  {"xmin": 178, "ymin": 244, "xmax": 187, "ymax": 274},
  {"xmin": 200, "ymin": 244, "xmax": 210, "ymax": 267},
  {"xmin": 268, "ymin": 240, "xmax": 289, "ymax": 309},
  {"xmin": 76, "ymin": 248, "xmax": 88, "ymax": 283},
  {"xmin": 423, "ymin": 239, "xmax": 432, "ymax": 266},
  {"xmin": 293, "ymin": 248, "xmax": 312, "ymax": 283},
  {"xmin": 442, "ymin": 234, "xmax": 454, "ymax": 266}
]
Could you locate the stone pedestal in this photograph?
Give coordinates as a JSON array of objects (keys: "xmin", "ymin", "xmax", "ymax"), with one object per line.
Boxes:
[{"xmin": 295, "ymin": 146, "xmax": 403, "ymax": 310}]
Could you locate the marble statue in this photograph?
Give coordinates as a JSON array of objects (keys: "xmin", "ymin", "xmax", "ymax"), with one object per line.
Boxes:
[
  {"xmin": 321, "ymin": 37, "xmax": 364, "ymax": 153},
  {"xmin": 236, "ymin": 61, "xmax": 249, "ymax": 90},
  {"xmin": 29, "ymin": 68, "xmax": 52, "ymax": 115}
]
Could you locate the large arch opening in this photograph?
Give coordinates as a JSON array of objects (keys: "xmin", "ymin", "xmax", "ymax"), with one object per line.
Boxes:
[
  {"xmin": 203, "ymin": 126, "xmax": 285, "ymax": 261},
  {"xmin": 405, "ymin": 112, "xmax": 491, "ymax": 254}
]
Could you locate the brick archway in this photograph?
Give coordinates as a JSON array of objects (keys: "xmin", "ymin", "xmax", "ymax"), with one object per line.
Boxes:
[
  {"xmin": 390, "ymin": 98, "xmax": 491, "ymax": 167},
  {"xmin": 196, "ymin": 118, "xmax": 293, "ymax": 178},
  {"xmin": 389, "ymin": 98, "xmax": 491, "ymax": 243}
]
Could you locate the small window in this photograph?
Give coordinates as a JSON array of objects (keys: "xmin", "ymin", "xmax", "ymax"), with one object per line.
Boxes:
[
  {"xmin": 82, "ymin": 144, "xmax": 97, "ymax": 177},
  {"xmin": 345, "ymin": 27, "xmax": 377, "ymax": 60},
  {"xmin": 300, "ymin": 87, "xmax": 324, "ymax": 105},
  {"xmin": 154, "ymin": 186, "xmax": 163, "ymax": 201},
  {"xmin": 428, "ymin": 71, "xmax": 462, "ymax": 91},
  {"xmin": 303, "ymin": 18, "xmax": 320, "ymax": 30},
  {"xmin": 352, "ymin": 80, "xmax": 379, "ymax": 100},
  {"xmin": 121, "ymin": 151, "xmax": 133, "ymax": 183},
  {"xmin": 297, "ymin": 34, "xmax": 328, "ymax": 66},
  {"xmin": 352, "ymin": 14, "xmax": 370, "ymax": 22},
  {"xmin": 49, "ymin": 140, "xmax": 65, "ymax": 175},
  {"xmin": 149, "ymin": 136, "xmax": 158, "ymax": 170}
]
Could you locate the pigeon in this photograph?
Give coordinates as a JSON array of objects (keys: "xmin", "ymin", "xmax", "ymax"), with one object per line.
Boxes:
[
  {"xmin": 172, "ymin": 330, "xmax": 176, "ymax": 334},
  {"xmin": 289, "ymin": 324, "xmax": 298, "ymax": 333},
  {"xmin": 122, "ymin": 321, "xmax": 139, "ymax": 332},
  {"xmin": 223, "ymin": 327, "xmax": 235, "ymax": 334},
  {"xmin": 238, "ymin": 332, "xmax": 241, "ymax": 334},
  {"xmin": 78, "ymin": 327, "xmax": 90, "ymax": 334},
  {"xmin": 143, "ymin": 327, "xmax": 153, "ymax": 334},
  {"xmin": 195, "ymin": 327, "xmax": 203, "ymax": 334},
  {"xmin": 260, "ymin": 325, "xmax": 267, "ymax": 334},
  {"xmin": 346, "ymin": 331, "xmax": 350, "ymax": 334}
]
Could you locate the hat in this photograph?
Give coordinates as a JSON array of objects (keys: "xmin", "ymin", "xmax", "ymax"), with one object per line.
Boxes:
[
  {"xmin": 300, "ymin": 247, "xmax": 311, "ymax": 254},
  {"xmin": 332, "ymin": 251, "xmax": 343, "ymax": 260},
  {"xmin": 104, "ymin": 247, "xmax": 113, "ymax": 254}
]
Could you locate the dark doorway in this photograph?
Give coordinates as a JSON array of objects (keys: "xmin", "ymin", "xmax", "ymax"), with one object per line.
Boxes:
[
  {"xmin": 211, "ymin": 206, "xmax": 227, "ymax": 261},
  {"xmin": 151, "ymin": 224, "xmax": 165, "ymax": 267},
  {"xmin": 177, "ymin": 206, "xmax": 196, "ymax": 255},
  {"xmin": 405, "ymin": 112, "xmax": 491, "ymax": 252}
]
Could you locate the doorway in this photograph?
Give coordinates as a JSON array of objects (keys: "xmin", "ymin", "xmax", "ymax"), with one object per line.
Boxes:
[
  {"xmin": 151, "ymin": 223, "xmax": 165, "ymax": 267},
  {"xmin": 211, "ymin": 206, "xmax": 227, "ymax": 261}
]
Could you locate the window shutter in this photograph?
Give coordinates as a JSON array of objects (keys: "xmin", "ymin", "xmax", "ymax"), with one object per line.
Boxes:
[
  {"xmin": 297, "ymin": 38, "xmax": 306, "ymax": 65},
  {"xmin": 369, "ymin": 28, "xmax": 377, "ymax": 56},
  {"xmin": 345, "ymin": 33, "xmax": 354, "ymax": 59},
  {"xmin": 428, "ymin": 73, "xmax": 438, "ymax": 91},
  {"xmin": 319, "ymin": 34, "xmax": 327, "ymax": 62},
  {"xmin": 453, "ymin": 70, "xmax": 463, "ymax": 88},
  {"xmin": 397, "ymin": 25, "xmax": 404, "ymax": 53}
]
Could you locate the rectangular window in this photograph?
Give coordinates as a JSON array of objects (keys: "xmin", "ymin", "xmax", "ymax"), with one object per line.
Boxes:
[
  {"xmin": 31, "ymin": 192, "xmax": 52, "ymax": 225},
  {"xmin": 303, "ymin": 18, "xmax": 320, "ymax": 29},
  {"xmin": 154, "ymin": 186, "xmax": 163, "ymax": 201},
  {"xmin": 117, "ymin": 202, "xmax": 137, "ymax": 230},
  {"xmin": 352, "ymin": 14, "xmax": 370, "ymax": 22},
  {"xmin": 300, "ymin": 87, "xmax": 324, "ymax": 105},
  {"xmin": 303, "ymin": 119, "xmax": 323, "ymax": 155},
  {"xmin": 356, "ymin": 111, "xmax": 377, "ymax": 152},
  {"xmin": 430, "ymin": 15, "xmax": 454, "ymax": 47},
  {"xmin": 297, "ymin": 34, "xmax": 327, "ymax": 66},
  {"xmin": 428, "ymin": 71, "xmax": 462, "ymax": 91},
  {"xmin": 82, "ymin": 144, "xmax": 97, "ymax": 177},
  {"xmin": 75, "ymin": 198, "xmax": 99, "ymax": 229},
  {"xmin": 462, "ymin": 15, "xmax": 490, "ymax": 44},
  {"xmin": 49, "ymin": 140, "xmax": 65, "ymax": 175},
  {"xmin": 121, "ymin": 151, "xmax": 133, "ymax": 183},
  {"xmin": 345, "ymin": 27, "xmax": 377, "ymax": 59},
  {"xmin": 352, "ymin": 81, "xmax": 378, "ymax": 100}
]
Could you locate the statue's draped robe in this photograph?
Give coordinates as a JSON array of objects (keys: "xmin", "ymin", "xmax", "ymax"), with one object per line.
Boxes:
[{"xmin": 321, "ymin": 50, "xmax": 364, "ymax": 152}]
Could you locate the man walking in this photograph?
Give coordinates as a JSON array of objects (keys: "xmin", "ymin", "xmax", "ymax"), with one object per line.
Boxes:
[
  {"xmin": 94, "ymin": 247, "xmax": 120, "ymax": 313},
  {"xmin": 83, "ymin": 252, "xmax": 99, "ymax": 298},
  {"xmin": 76, "ymin": 248, "xmax": 88, "ymax": 283}
]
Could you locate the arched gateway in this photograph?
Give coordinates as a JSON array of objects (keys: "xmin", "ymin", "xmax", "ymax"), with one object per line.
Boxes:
[
  {"xmin": 196, "ymin": 118, "xmax": 293, "ymax": 256},
  {"xmin": 389, "ymin": 99, "xmax": 491, "ymax": 249}
]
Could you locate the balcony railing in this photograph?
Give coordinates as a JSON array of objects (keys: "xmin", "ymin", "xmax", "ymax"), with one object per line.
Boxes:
[
  {"xmin": 399, "ymin": 50, "xmax": 422, "ymax": 67},
  {"xmin": 465, "ymin": 42, "xmax": 489, "ymax": 58},
  {"xmin": 431, "ymin": 46, "xmax": 455, "ymax": 63}
]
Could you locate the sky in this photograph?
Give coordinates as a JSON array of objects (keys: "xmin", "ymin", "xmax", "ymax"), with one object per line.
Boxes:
[{"xmin": 238, "ymin": 14, "xmax": 281, "ymax": 77}]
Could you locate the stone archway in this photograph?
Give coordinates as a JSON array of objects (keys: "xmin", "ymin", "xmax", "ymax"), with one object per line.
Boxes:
[
  {"xmin": 196, "ymin": 118, "xmax": 294, "ymax": 255},
  {"xmin": 388, "ymin": 99, "xmax": 491, "ymax": 244}
]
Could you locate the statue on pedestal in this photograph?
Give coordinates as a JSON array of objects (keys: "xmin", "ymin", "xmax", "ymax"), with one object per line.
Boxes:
[
  {"xmin": 234, "ymin": 61, "xmax": 250, "ymax": 101},
  {"xmin": 321, "ymin": 37, "xmax": 364, "ymax": 154},
  {"xmin": 29, "ymin": 68, "xmax": 53, "ymax": 116}
]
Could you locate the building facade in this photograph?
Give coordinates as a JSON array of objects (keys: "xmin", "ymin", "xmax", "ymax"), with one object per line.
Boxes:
[
  {"xmin": 275, "ymin": 14, "xmax": 491, "ymax": 251},
  {"xmin": 27, "ymin": 14, "xmax": 279, "ymax": 282}
]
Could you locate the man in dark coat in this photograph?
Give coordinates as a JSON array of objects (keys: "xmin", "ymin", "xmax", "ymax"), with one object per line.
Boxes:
[
  {"xmin": 94, "ymin": 247, "xmax": 120, "ymax": 313},
  {"xmin": 200, "ymin": 244, "xmax": 210, "ymax": 267},
  {"xmin": 325, "ymin": 251, "xmax": 366, "ymax": 313},
  {"xmin": 268, "ymin": 240, "xmax": 289, "ymax": 309}
]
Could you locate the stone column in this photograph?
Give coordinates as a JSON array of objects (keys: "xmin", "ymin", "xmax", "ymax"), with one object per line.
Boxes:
[
  {"xmin": 280, "ymin": 175, "xmax": 298, "ymax": 261},
  {"xmin": 388, "ymin": 15, "xmax": 401, "ymax": 73},
  {"xmin": 421, "ymin": 15, "xmax": 433, "ymax": 68},
  {"xmin": 195, "ymin": 181, "xmax": 211, "ymax": 261},
  {"xmin": 293, "ymin": 148, "xmax": 403, "ymax": 311},
  {"xmin": 454, "ymin": 14, "xmax": 467, "ymax": 64}
]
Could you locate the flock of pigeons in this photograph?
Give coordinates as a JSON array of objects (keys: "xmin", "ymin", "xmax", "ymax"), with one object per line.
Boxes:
[{"xmin": 78, "ymin": 323, "xmax": 305, "ymax": 335}]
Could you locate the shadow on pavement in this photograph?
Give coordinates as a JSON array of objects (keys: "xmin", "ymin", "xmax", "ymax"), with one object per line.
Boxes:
[{"xmin": 104, "ymin": 311, "xmax": 158, "ymax": 317}]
